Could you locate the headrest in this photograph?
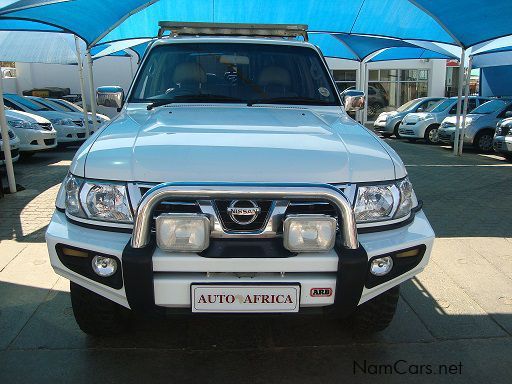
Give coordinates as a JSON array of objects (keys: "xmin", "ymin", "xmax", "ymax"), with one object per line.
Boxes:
[
  {"xmin": 258, "ymin": 66, "xmax": 291, "ymax": 87},
  {"xmin": 172, "ymin": 62, "xmax": 207, "ymax": 84}
]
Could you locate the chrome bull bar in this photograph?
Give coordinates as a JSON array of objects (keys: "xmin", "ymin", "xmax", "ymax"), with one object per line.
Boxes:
[{"xmin": 131, "ymin": 183, "xmax": 359, "ymax": 250}]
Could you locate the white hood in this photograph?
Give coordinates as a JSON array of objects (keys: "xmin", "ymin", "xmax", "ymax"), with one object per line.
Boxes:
[
  {"xmin": 5, "ymin": 109, "xmax": 51, "ymax": 123},
  {"xmin": 74, "ymin": 105, "xmax": 403, "ymax": 183}
]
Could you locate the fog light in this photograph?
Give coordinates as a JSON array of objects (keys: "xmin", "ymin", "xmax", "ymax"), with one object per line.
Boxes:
[
  {"xmin": 370, "ymin": 256, "xmax": 393, "ymax": 276},
  {"xmin": 91, "ymin": 255, "xmax": 117, "ymax": 277},
  {"xmin": 156, "ymin": 213, "xmax": 210, "ymax": 252},
  {"xmin": 283, "ymin": 215, "xmax": 336, "ymax": 252}
]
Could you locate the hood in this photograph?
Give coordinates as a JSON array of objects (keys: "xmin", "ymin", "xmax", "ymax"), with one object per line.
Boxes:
[
  {"xmin": 402, "ymin": 112, "xmax": 433, "ymax": 124},
  {"xmin": 76, "ymin": 105, "xmax": 401, "ymax": 183},
  {"xmin": 442, "ymin": 113, "xmax": 484, "ymax": 128},
  {"xmin": 4, "ymin": 109, "xmax": 50, "ymax": 123},
  {"xmin": 26, "ymin": 110, "xmax": 74, "ymax": 120}
]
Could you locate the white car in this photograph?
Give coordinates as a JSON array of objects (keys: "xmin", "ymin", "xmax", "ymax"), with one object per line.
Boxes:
[
  {"xmin": 399, "ymin": 96, "xmax": 491, "ymax": 144},
  {"xmin": 3, "ymin": 94, "xmax": 87, "ymax": 144},
  {"xmin": 0, "ymin": 128, "xmax": 20, "ymax": 165},
  {"xmin": 27, "ymin": 96, "xmax": 109, "ymax": 133},
  {"xmin": 46, "ymin": 23, "xmax": 435, "ymax": 336},
  {"xmin": 5, "ymin": 109, "xmax": 57, "ymax": 156},
  {"xmin": 48, "ymin": 98, "xmax": 110, "ymax": 124}
]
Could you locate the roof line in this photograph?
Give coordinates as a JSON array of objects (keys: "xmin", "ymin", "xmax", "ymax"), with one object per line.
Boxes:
[
  {"xmin": 349, "ymin": 0, "xmax": 366, "ymax": 34},
  {"xmin": 88, "ymin": 0, "xmax": 159, "ymax": 48},
  {"xmin": 0, "ymin": 0, "xmax": 70, "ymax": 16},
  {"xmin": 407, "ymin": 0, "xmax": 463, "ymax": 48}
]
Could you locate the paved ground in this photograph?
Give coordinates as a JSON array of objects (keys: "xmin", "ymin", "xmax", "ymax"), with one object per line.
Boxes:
[{"xmin": 0, "ymin": 139, "xmax": 511, "ymax": 383}]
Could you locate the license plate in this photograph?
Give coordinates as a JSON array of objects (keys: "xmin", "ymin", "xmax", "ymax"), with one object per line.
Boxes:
[{"xmin": 191, "ymin": 284, "xmax": 300, "ymax": 313}]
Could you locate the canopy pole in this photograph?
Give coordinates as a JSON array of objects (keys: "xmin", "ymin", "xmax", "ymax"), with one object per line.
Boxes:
[
  {"xmin": 74, "ymin": 36, "xmax": 90, "ymax": 137},
  {"xmin": 358, "ymin": 61, "xmax": 364, "ymax": 123},
  {"xmin": 458, "ymin": 55, "xmax": 473, "ymax": 156},
  {"xmin": 0, "ymin": 74, "xmax": 16, "ymax": 193},
  {"xmin": 363, "ymin": 61, "xmax": 369, "ymax": 125},
  {"xmin": 86, "ymin": 50, "xmax": 98, "ymax": 131},
  {"xmin": 453, "ymin": 49, "xmax": 466, "ymax": 156}
]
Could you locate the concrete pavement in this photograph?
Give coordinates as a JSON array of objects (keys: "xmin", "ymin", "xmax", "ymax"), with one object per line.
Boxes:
[{"xmin": 0, "ymin": 140, "xmax": 511, "ymax": 383}]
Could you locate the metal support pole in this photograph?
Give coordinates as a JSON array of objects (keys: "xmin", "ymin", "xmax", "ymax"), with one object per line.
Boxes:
[
  {"xmin": 129, "ymin": 56, "xmax": 134, "ymax": 80},
  {"xmin": 363, "ymin": 61, "xmax": 369, "ymax": 125},
  {"xmin": 0, "ymin": 74, "xmax": 16, "ymax": 193},
  {"xmin": 453, "ymin": 49, "xmax": 466, "ymax": 155},
  {"xmin": 459, "ymin": 55, "xmax": 473, "ymax": 156},
  {"xmin": 357, "ymin": 61, "xmax": 365, "ymax": 123},
  {"xmin": 86, "ymin": 50, "xmax": 98, "ymax": 131},
  {"xmin": 74, "ymin": 36, "xmax": 90, "ymax": 137}
]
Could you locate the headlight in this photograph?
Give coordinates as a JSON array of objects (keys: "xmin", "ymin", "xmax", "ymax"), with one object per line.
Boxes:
[
  {"xmin": 354, "ymin": 177, "xmax": 415, "ymax": 223},
  {"xmin": 417, "ymin": 114, "xmax": 431, "ymax": 121},
  {"xmin": 50, "ymin": 118, "xmax": 74, "ymax": 126},
  {"xmin": 7, "ymin": 119, "xmax": 31, "ymax": 129},
  {"xmin": 63, "ymin": 173, "xmax": 133, "ymax": 223},
  {"xmin": 464, "ymin": 115, "xmax": 480, "ymax": 127}
]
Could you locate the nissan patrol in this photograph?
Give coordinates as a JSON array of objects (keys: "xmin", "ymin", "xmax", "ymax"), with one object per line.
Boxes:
[{"xmin": 45, "ymin": 23, "xmax": 435, "ymax": 336}]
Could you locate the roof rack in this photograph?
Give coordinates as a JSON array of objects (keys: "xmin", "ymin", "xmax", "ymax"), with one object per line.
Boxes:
[{"xmin": 157, "ymin": 22, "xmax": 309, "ymax": 41}]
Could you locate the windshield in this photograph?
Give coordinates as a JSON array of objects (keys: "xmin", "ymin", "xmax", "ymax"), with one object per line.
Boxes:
[
  {"xmin": 428, "ymin": 99, "xmax": 454, "ymax": 113},
  {"xmin": 130, "ymin": 43, "xmax": 339, "ymax": 106},
  {"xmin": 397, "ymin": 98, "xmax": 420, "ymax": 112},
  {"xmin": 50, "ymin": 99, "xmax": 82, "ymax": 112},
  {"xmin": 8, "ymin": 94, "xmax": 51, "ymax": 111},
  {"xmin": 470, "ymin": 99, "xmax": 507, "ymax": 114}
]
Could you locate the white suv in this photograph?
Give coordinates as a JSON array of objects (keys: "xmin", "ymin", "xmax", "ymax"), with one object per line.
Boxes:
[{"xmin": 46, "ymin": 23, "xmax": 435, "ymax": 336}]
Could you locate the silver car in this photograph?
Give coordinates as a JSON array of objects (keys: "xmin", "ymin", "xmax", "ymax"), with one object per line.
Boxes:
[
  {"xmin": 373, "ymin": 97, "xmax": 444, "ymax": 138},
  {"xmin": 439, "ymin": 99, "xmax": 512, "ymax": 152},
  {"xmin": 493, "ymin": 117, "xmax": 512, "ymax": 161},
  {"xmin": 399, "ymin": 96, "xmax": 491, "ymax": 144}
]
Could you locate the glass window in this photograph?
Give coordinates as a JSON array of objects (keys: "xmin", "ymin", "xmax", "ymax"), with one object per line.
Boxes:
[
  {"xmin": 431, "ymin": 99, "xmax": 455, "ymax": 113},
  {"xmin": 332, "ymin": 70, "xmax": 357, "ymax": 93},
  {"xmin": 400, "ymin": 70, "xmax": 418, "ymax": 81},
  {"xmin": 368, "ymin": 70, "xmax": 379, "ymax": 81},
  {"xmin": 5, "ymin": 95, "xmax": 50, "ymax": 111},
  {"xmin": 471, "ymin": 100, "xmax": 507, "ymax": 114},
  {"xmin": 380, "ymin": 69, "xmax": 398, "ymax": 81},
  {"xmin": 51, "ymin": 99, "xmax": 83, "ymax": 112},
  {"xmin": 131, "ymin": 43, "xmax": 339, "ymax": 106}
]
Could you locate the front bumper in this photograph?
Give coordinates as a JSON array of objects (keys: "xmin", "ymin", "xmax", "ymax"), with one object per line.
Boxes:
[
  {"xmin": 46, "ymin": 208, "xmax": 434, "ymax": 314},
  {"xmin": 438, "ymin": 127, "xmax": 455, "ymax": 144},
  {"xmin": 493, "ymin": 135, "xmax": 512, "ymax": 154},
  {"xmin": 17, "ymin": 129, "xmax": 57, "ymax": 152},
  {"xmin": 54, "ymin": 125, "xmax": 87, "ymax": 143},
  {"xmin": 398, "ymin": 119, "xmax": 431, "ymax": 139}
]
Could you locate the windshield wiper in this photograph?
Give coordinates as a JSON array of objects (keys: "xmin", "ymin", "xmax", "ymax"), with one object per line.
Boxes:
[
  {"xmin": 147, "ymin": 94, "xmax": 244, "ymax": 110},
  {"xmin": 247, "ymin": 97, "xmax": 330, "ymax": 107}
]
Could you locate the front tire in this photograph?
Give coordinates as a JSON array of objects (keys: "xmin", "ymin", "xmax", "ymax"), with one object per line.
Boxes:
[
  {"xmin": 393, "ymin": 122, "xmax": 402, "ymax": 139},
  {"xmin": 424, "ymin": 125, "xmax": 440, "ymax": 144},
  {"xmin": 473, "ymin": 130, "xmax": 494, "ymax": 152},
  {"xmin": 70, "ymin": 282, "xmax": 131, "ymax": 336},
  {"xmin": 348, "ymin": 285, "xmax": 400, "ymax": 333}
]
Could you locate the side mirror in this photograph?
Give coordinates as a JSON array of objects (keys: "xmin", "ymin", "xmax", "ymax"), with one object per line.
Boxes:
[
  {"xmin": 340, "ymin": 89, "xmax": 365, "ymax": 112},
  {"xmin": 505, "ymin": 111, "xmax": 512, "ymax": 118},
  {"xmin": 97, "ymin": 86, "xmax": 124, "ymax": 109}
]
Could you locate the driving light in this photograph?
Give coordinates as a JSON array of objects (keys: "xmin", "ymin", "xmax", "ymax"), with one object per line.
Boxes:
[
  {"xmin": 91, "ymin": 255, "xmax": 118, "ymax": 277},
  {"xmin": 370, "ymin": 256, "xmax": 393, "ymax": 276},
  {"xmin": 156, "ymin": 213, "xmax": 210, "ymax": 252},
  {"xmin": 283, "ymin": 215, "xmax": 336, "ymax": 252}
]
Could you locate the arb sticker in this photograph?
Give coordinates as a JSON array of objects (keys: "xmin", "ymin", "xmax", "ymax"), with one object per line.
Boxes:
[{"xmin": 310, "ymin": 288, "xmax": 333, "ymax": 297}]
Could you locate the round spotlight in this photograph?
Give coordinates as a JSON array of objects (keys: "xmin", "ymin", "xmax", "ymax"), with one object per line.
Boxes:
[
  {"xmin": 91, "ymin": 255, "xmax": 117, "ymax": 277},
  {"xmin": 370, "ymin": 256, "xmax": 393, "ymax": 276}
]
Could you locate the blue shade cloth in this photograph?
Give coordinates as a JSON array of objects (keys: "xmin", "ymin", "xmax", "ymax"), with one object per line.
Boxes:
[
  {"xmin": 0, "ymin": 0, "xmax": 156, "ymax": 46},
  {"xmin": 369, "ymin": 47, "xmax": 454, "ymax": 62},
  {"xmin": 0, "ymin": 18, "xmax": 63, "ymax": 32},
  {"xmin": 98, "ymin": 0, "xmax": 455, "ymax": 45},
  {"xmin": 472, "ymin": 51, "xmax": 512, "ymax": 69},
  {"xmin": 0, "ymin": 0, "xmax": 68, "ymax": 15},
  {"xmin": 332, "ymin": 33, "xmax": 421, "ymax": 61},
  {"xmin": 0, "ymin": 30, "xmax": 77, "ymax": 63},
  {"xmin": 412, "ymin": 0, "xmax": 512, "ymax": 48},
  {"xmin": 309, "ymin": 33, "xmax": 358, "ymax": 61},
  {"xmin": 130, "ymin": 41, "xmax": 151, "ymax": 62},
  {"xmin": 90, "ymin": 39, "xmax": 150, "ymax": 59}
]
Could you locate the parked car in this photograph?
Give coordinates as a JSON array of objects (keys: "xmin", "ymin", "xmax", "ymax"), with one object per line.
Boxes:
[
  {"xmin": 3, "ymin": 94, "xmax": 87, "ymax": 144},
  {"xmin": 27, "ymin": 96, "xmax": 110, "ymax": 128},
  {"xmin": 5, "ymin": 109, "xmax": 57, "ymax": 157},
  {"xmin": 0, "ymin": 128, "xmax": 20, "ymax": 165},
  {"xmin": 438, "ymin": 99, "xmax": 512, "ymax": 152},
  {"xmin": 374, "ymin": 97, "xmax": 445, "ymax": 138},
  {"xmin": 399, "ymin": 96, "xmax": 491, "ymax": 144},
  {"xmin": 493, "ymin": 117, "xmax": 512, "ymax": 161},
  {"xmin": 46, "ymin": 25, "xmax": 435, "ymax": 336}
]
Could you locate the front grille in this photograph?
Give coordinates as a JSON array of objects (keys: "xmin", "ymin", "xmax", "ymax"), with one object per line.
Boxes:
[
  {"xmin": 1, "ymin": 148, "xmax": 18, "ymax": 160},
  {"xmin": 215, "ymin": 200, "xmax": 273, "ymax": 232},
  {"xmin": 494, "ymin": 141, "xmax": 503, "ymax": 150},
  {"xmin": 73, "ymin": 120, "xmax": 84, "ymax": 127},
  {"xmin": 400, "ymin": 129, "xmax": 415, "ymax": 135},
  {"xmin": 44, "ymin": 139, "xmax": 55, "ymax": 145},
  {"xmin": 38, "ymin": 123, "xmax": 52, "ymax": 131},
  {"xmin": 405, "ymin": 122, "xmax": 416, "ymax": 126},
  {"xmin": 8, "ymin": 130, "xmax": 15, "ymax": 139},
  {"xmin": 438, "ymin": 131, "xmax": 453, "ymax": 140},
  {"xmin": 496, "ymin": 126, "xmax": 510, "ymax": 136},
  {"xmin": 77, "ymin": 133, "xmax": 86, "ymax": 138}
]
